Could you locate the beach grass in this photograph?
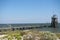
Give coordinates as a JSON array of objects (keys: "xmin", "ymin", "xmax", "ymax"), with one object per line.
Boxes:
[{"xmin": 0, "ymin": 30, "xmax": 60, "ymax": 40}]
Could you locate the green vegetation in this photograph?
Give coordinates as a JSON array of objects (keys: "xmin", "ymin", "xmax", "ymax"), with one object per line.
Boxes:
[
  {"xmin": 0, "ymin": 30, "xmax": 22, "ymax": 40},
  {"xmin": 23, "ymin": 30, "xmax": 58, "ymax": 40},
  {"xmin": 56, "ymin": 33, "xmax": 60, "ymax": 39},
  {"xmin": 0, "ymin": 30, "xmax": 60, "ymax": 40}
]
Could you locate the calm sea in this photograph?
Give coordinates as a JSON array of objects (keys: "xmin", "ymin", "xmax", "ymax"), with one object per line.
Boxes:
[{"xmin": 0, "ymin": 23, "xmax": 60, "ymax": 33}]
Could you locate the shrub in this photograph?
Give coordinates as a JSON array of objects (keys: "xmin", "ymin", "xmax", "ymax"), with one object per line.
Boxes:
[{"xmin": 23, "ymin": 31, "xmax": 58, "ymax": 40}]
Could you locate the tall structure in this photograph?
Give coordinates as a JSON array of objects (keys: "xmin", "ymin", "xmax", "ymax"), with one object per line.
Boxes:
[{"xmin": 51, "ymin": 15, "xmax": 58, "ymax": 28}]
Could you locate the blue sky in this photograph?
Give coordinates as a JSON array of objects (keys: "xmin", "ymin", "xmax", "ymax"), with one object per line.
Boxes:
[{"xmin": 0, "ymin": 0, "xmax": 60, "ymax": 24}]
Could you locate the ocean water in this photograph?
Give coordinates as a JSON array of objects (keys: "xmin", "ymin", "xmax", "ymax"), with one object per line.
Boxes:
[{"xmin": 0, "ymin": 23, "xmax": 60, "ymax": 33}]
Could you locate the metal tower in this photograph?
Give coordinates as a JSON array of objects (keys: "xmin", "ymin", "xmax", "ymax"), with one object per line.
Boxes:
[{"xmin": 51, "ymin": 15, "xmax": 58, "ymax": 28}]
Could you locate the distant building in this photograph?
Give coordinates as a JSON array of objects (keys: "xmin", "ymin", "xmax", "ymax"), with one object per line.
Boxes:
[{"xmin": 51, "ymin": 15, "xmax": 58, "ymax": 28}]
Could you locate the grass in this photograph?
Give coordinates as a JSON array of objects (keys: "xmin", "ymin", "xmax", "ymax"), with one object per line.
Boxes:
[
  {"xmin": 0, "ymin": 30, "xmax": 22, "ymax": 40},
  {"xmin": 0, "ymin": 30, "xmax": 60, "ymax": 40},
  {"xmin": 56, "ymin": 33, "xmax": 60, "ymax": 39}
]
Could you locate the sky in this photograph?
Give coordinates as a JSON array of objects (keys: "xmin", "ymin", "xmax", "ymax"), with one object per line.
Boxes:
[{"xmin": 0, "ymin": 0, "xmax": 60, "ymax": 24}]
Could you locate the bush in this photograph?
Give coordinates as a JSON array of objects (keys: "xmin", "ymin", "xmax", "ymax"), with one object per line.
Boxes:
[
  {"xmin": 56, "ymin": 33, "xmax": 60, "ymax": 39},
  {"xmin": 23, "ymin": 31, "xmax": 58, "ymax": 40},
  {"xmin": 2, "ymin": 31, "xmax": 22, "ymax": 40},
  {"xmin": 0, "ymin": 30, "xmax": 59, "ymax": 40}
]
